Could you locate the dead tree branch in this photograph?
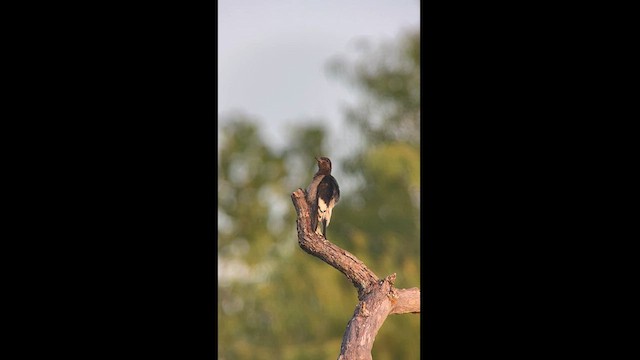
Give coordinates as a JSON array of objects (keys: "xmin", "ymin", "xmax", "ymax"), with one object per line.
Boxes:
[{"xmin": 291, "ymin": 188, "xmax": 420, "ymax": 360}]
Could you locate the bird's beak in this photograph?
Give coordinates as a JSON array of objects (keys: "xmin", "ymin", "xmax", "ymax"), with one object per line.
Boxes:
[{"xmin": 315, "ymin": 156, "xmax": 320, "ymax": 162}]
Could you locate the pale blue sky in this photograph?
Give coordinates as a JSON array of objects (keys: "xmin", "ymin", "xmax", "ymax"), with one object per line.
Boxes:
[{"xmin": 218, "ymin": 0, "xmax": 420, "ymax": 155}]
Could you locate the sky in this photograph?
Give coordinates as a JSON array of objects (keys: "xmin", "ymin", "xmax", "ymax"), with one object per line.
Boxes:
[{"xmin": 218, "ymin": 0, "xmax": 420, "ymax": 156}]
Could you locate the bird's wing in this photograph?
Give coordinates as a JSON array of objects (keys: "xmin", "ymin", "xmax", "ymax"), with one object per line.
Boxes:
[
  {"xmin": 306, "ymin": 174, "xmax": 325, "ymax": 233},
  {"xmin": 316, "ymin": 175, "xmax": 340, "ymax": 235}
]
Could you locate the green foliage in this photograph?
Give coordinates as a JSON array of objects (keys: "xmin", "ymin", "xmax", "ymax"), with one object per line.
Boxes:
[
  {"xmin": 218, "ymin": 29, "xmax": 420, "ymax": 359},
  {"xmin": 327, "ymin": 30, "xmax": 420, "ymax": 147}
]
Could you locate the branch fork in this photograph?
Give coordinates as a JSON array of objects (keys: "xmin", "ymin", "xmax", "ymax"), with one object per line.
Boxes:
[{"xmin": 291, "ymin": 188, "xmax": 420, "ymax": 359}]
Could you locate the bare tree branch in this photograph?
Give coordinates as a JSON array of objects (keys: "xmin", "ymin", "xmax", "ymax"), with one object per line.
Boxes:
[
  {"xmin": 291, "ymin": 188, "xmax": 421, "ymax": 359},
  {"xmin": 390, "ymin": 287, "xmax": 421, "ymax": 315},
  {"xmin": 291, "ymin": 188, "xmax": 378, "ymax": 299}
]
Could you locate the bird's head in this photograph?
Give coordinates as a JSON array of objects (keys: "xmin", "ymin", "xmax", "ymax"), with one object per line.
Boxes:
[{"xmin": 315, "ymin": 156, "xmax": 332, "ymax": 173}]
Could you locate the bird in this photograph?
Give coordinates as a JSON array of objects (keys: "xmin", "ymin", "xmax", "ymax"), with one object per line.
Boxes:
[{"xmin": 306, "ymin": 156, "xmax": 340, "ymax": 238}]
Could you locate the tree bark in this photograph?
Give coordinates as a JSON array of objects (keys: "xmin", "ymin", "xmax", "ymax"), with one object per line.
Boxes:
[{"xmin": 291, "ymin": 189, "xmax": 420, "ymax": 359}]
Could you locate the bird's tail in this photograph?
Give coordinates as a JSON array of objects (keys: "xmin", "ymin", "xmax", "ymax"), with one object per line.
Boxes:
[{"xmin": 321, "ymin": 219, "xmax": 327, "ymax": 239}]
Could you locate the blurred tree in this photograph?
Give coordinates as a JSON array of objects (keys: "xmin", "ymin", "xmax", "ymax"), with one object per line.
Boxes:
[
  {"xmin": 326, "ymin": 29, "xmax": 420, "ymax": 360},
  {"xmin": 218, "ymin": 28, "xmax": 420, "ymax": 360},
  {"xmin": 218, "ymin": 116, "xmax": 355, "ymax": 360}
]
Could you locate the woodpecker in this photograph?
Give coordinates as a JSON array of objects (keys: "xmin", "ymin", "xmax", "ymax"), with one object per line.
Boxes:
[{"xmin": 306, "ymin": 156, "xmax": 340, "ymax": 238}]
